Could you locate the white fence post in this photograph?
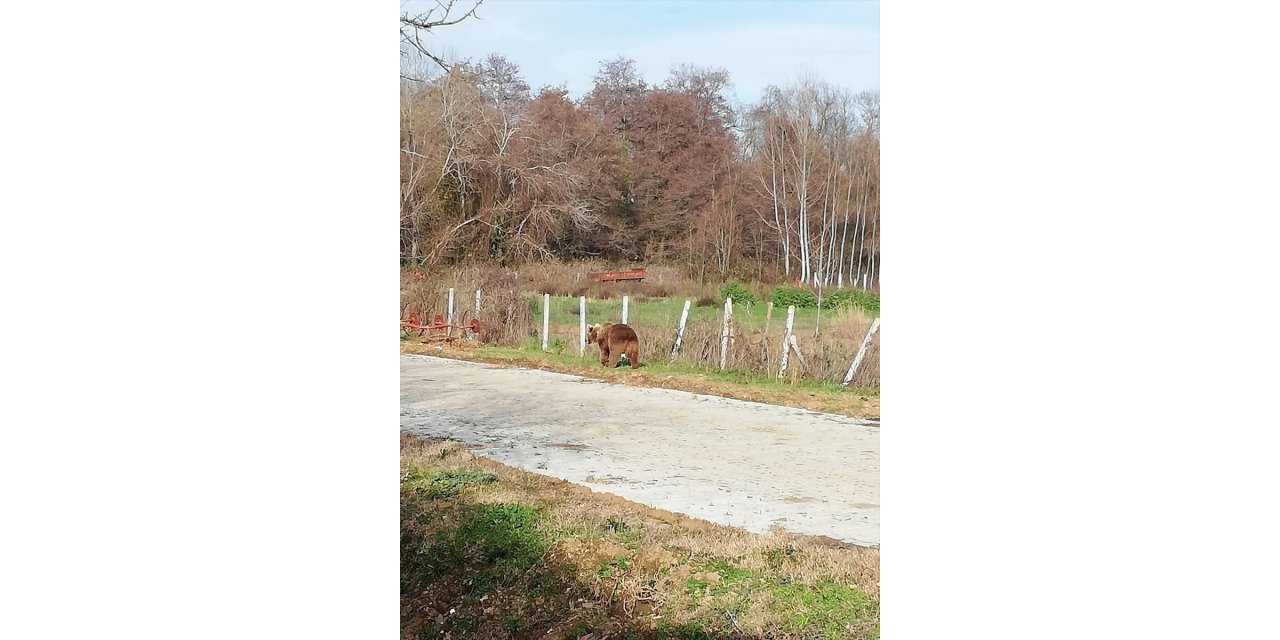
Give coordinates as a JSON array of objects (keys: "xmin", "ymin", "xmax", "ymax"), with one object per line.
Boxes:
[
  {"xmin": 542, "ymin": 293, "xmax": 550, "ymax": 351},
  {"xmin": 777, "ymin": 305, "xmax": 795, "ymax": 379},
  {"xmin": 670, "ymin": 299, "xmax": 692, "ymax": 359},
  {"xmin": 815, "ymin": 285, "xmax": 823, "ymax": 336},
  {"xmin": 842, "ymin": 318, "xmax": 882, "ymax": 387},
  {"xmin": 719, "ymin": 296, "xmax": 733, "ymax": 370},
  {"xmin": 475, "ymin": 288, "xmax": 482, "ymax": 313},
  {"xmin": 579, "ymin": 296, "xmax": 587, "ymax": 357},
  {"xmin": 621, "ymin": 295, "xmax": 629, "ymax": 324},
  {"xmin": 447, "ymin": 288, "xmax": 455, "ymax": 337},
  {"xmin": 788, "ymin": 334, "xmax": 806, "ymax": 366}
]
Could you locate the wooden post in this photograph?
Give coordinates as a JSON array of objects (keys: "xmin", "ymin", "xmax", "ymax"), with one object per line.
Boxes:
[
  {"xmin": 842, "ymin": 318, "xmax": 882, "ymax": 387},
  {"xmin": 475, "ymin": 288, "xmax": 482, "ymax": 313},
  {"xmin": 621, "ymin": 295, "xmax": 629, "ymax": 324},
  {"xmin": 719, "ymin": 296, "xmax": 733, "ymax": 370},
  {"xmin": 777, "ymin": 305, "xmax": 795, "ymax": 380},
  {"xmin": 670, "ymin": 299, "xmax": 692, "ymax": 359},
  {"xmin": 579, "ymin": 296, "xmax": 587, "ymax": 357},
  {"xmin": 447, "ymin": 288, "xmax": 455, "ymax": 338},
  {"xmin": 542, "ymin": 293, "xmax": 550, "ymax": 351}
]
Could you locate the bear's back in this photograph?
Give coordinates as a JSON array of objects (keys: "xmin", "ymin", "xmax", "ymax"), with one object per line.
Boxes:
[{"xmin": 609, "ymin": 323, "xmax": 639, "ymax": 342}]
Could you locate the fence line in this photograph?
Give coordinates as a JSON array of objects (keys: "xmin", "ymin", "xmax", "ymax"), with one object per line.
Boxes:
[{"xmin": 411, "ymin": 287, "xmax": 877, "ymax": 389}]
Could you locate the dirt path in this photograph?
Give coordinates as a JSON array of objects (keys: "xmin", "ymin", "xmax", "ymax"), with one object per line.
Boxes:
[{"xmin": 400, "ymin": 354, "xmax": 880, "ymax": 546}]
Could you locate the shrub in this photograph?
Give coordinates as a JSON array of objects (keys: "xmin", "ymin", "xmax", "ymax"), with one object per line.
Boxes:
[
  {"xmin": 695, "ymin": 295, "xmax": 717, "ymax": 308},
  {"xmin": 771, "ymin": 284, "xmax": 817, "ymax": 309},
  {"xmin": 719, "ymin": 281, "xmax": 758, "ymax": 306},
  {"xmin": 821, "ymin": 288, "xmax": 880, "ymax": 314}
]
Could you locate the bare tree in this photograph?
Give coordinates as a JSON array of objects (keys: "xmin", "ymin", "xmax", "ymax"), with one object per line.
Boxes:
[
  {"xmin": 400, "ymin": 44, "xmax": 879, "ymax": 280},
  {"xmin": 400, "ymin": 0, "xmax": 484, "ymax": 77}
]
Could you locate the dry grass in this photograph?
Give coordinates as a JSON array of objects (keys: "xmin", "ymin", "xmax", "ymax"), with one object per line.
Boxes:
[
  {"xmin": 404, "ymin": 262, "xmax": 775, "ymax": 306},
  {"xmin": 401, "ymin": 268, "xmax": 536, "ymax": 346},
  {"xmin": 401, "ymin": 433, "xmax": 879, "ymax": 640},
  {"xmin": 401, "ymin": 263, "xmax": 880, "ymax": 391},
  {"xmin": 622, "ymin": 305, "xmax": 880, "ymax": 389}
]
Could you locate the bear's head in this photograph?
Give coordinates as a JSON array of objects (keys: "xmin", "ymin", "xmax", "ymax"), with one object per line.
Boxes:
[{"xmin": 587, "ymin": 322, "xmax": 613, "ymax": 345}]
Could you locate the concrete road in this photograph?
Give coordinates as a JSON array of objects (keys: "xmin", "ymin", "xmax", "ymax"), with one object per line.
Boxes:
[{"xmin": 400, "ymin": 354, "xmax": 880, "ymax": 546}]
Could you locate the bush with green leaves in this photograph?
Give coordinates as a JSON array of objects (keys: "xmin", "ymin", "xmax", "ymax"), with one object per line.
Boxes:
[
  {"xmin": 821, "ymin": 288, "xmax": 880, "ymax": 314},
  {"xmin": 771, "ymin": 284, "xmax": 818, "ymax": 309},
  {"xmin": 719, "ymin": 281, "xmax": 758, "ymax": 306}
]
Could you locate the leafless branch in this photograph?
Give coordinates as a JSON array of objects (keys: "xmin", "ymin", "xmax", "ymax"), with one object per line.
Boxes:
[{"xmin": 401, "ymin": 0, "xmax": 484, "ymax": 71}]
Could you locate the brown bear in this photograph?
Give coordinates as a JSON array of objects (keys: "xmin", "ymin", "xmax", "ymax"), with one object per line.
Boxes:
[{"xmin": 587, "ymin": 322, "xmax": 641, "ymax": 369}]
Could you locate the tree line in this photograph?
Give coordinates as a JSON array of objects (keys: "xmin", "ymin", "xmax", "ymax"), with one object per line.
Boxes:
[{"xmin": 401, "ymin": 52, "xmax": 879, "ymax": 288}]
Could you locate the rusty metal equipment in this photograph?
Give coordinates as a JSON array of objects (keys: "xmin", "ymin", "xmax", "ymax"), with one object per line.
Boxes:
[
  {"xmin": 586, "ymin": 267, "xmax": 646, "ymax": 283},
  {"xmin": 400, "ymin": 314, "xmax": 481, "ymax": 341}
]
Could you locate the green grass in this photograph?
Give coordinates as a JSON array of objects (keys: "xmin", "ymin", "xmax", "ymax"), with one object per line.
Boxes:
[
  {"xmin": 402, "ymin": 468, "xmax": 498, "ymax": 499},
  {"xmin": 768, "ymin": 578, "xmax": 879, "ymax": 640},
  {"xmin": 684, "ymin": 556, "xmax": 754, "ymax": 598},
  {"xmin": 401, "ymin": 437, "xmax": 880, "ymax": 639},
  {"xmin": 419, "ymin": 502, "xmax": 550, "ymax": 594},
  {"xmin": 706, "ymin": 557, "xmax": 752, "ymax": 586},
  {"xmin": 501, "ymin": 615, "xmax": 519, "ymax": 634},
  {"xmin": 532, "ymin": 293, "xmax": 876, "ymax": 333},
  {"xmin": 677, "ymin": 555, "xmax": 876, "ymax": 640},
  {"xmin": 597, "ymin": 553, "xmax": 631, "ymax": 578}
]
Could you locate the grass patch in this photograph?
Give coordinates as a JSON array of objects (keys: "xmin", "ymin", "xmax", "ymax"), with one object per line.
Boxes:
[
  {"xmin": 402, "ymin": 497, "xmax": 550, "ymax": 594},
  {"xmin": 401, "ymin": 433, "xmax": 880, "ymax": 639},
  {"xmin": 533, "ymin": 293, "xmax": 876, "ymax": 332},
  {"xmin": 768, "ymin": 578, "xmax": 879, "ymax": 640},
  {"xmin": 402, "ymin": 467, "xmax": 497, "ymax": 499}
]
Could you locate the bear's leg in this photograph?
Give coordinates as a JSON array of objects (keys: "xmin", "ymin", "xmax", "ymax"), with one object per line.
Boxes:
[
  {"xmin": 600, "ymin": 344, "xmax": 610, "ymax": 366},
  {"xmin": 627, "ymin": 342, "xmax": 639, "ymax": 369},
  {"xmin": 607, "ymin": 346, "xmax": 621, "ymax": 368}
]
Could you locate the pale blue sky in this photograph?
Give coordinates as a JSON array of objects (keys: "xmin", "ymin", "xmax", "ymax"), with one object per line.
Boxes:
[{"xmin": 402, "ymin": 0, "xmax": 879, "ymax": 107}]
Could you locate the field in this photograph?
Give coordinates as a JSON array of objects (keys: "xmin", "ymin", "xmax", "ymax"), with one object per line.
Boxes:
[
  {"xmin": 400, "ymin": 264, "xmax": 881, "ymax": 392},
  {"xmin": 401, "ymin": 263, "xmax": 881, "ymax": 639},
  {"xmin": 401, "ymin": 433, "xmax": 880, "ymax": 640}
]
